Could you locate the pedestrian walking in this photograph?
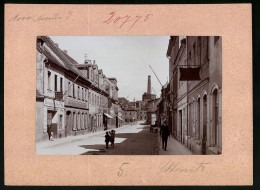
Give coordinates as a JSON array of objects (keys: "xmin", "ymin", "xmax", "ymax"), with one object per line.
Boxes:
[
  {"xmin": 109, "ymin": 130, "xmax": 115, "ymax": 148},
  {"xmin": 160, "ymin": 121, "xmax": 170, "ymax": 150},
  {"xmin": 105, "ymin": 132, "xmax": 110, "ymax": 148},
  {"xmin": 47, "ymin": 125, "xmax": 54, "ymax": 141}
]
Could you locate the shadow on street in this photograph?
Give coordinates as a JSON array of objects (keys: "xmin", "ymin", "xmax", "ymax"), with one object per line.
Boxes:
[{"xmin": 79, "ymin": 126, "xmax": 159, "ymax": 155}]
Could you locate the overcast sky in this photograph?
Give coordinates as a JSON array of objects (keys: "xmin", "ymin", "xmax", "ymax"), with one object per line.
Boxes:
[{"xmin": 50, "ymin": 36, "xmax": 169, "ymax": 102}]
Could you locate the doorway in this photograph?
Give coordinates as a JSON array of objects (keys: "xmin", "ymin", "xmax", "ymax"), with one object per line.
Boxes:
[
  {"xmin": 65, "ymin": 111, "xmax": 71, "ymax": 137},
  {"xmin": 202, "ymin": 95, "xmax": 207, "ymax": 154},
  {"xmin": 179, "ymin": 110, "xmax": 182, "ymax": 143}
]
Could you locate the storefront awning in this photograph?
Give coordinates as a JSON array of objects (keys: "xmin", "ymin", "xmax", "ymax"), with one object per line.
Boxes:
[
  {"xmin": 117, "ymin": 116, "xmax": 123, "ymax": 121},
  {"xmin": 103, "ymin": 113, "xmax": 113, "ymax": 119}
]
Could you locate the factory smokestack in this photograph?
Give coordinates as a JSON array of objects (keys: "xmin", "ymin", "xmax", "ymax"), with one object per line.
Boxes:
[{"xmin": 147, "ymin": 75, "xmax": 151, "ymax": 94}]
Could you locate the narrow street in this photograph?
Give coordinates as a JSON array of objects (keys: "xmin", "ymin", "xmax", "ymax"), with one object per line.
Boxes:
[
  {"xmin": 37, "ymin": 121, "xmax": 158, "ymax": 155},
  {"xmin": 37, "ymin": 121, "xmax": 193, "ymax": 155}
]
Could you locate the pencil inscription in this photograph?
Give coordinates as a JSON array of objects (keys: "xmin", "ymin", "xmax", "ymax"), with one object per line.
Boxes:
[
  {"xmin": 103, "ymin": 11, "xmax": 153, "ymax": 29},
  {"xmin": 157, "ymin": 161, "xmax": 211, "ymax": 175},
  {"xmin": 118, "ymin": 162, "xmax": 130, "ymax": 177},
  {"xmin": 8, "ymin": 11, "xmax": 73, "ymax": 22}
]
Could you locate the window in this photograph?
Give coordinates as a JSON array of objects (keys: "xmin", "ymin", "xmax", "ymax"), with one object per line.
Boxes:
[
  {"xmin": 89, "ymin": 92, "xmax": 91, "ymax": 104},
  {"xmin": 60, "ymin": 78, "xmax": 63, "ymax": 92},
  {"xmin": 54, "ymin": 75, "xmax": 57, "ymax": 91},
  {"xmin": 201, "ymin": 37, "xmax": 208, "ymax": 63},
  {"xmin": 73, "ymin": 84, "xmax": 75, "ymax": 98},
  {"xmin": 196, "ymin": 37, "xmax": 201, "ymax": 66},
  {"xmin": 68, "ymin": 82, "xmax": 71, "ymax": 96},
  {"xmin": 78, "ymin": 86, "xmax": 80, "ymax": 99},
  {"xmin": 85, "ymin": 89, "xmax": 87, "ymax": 101},
  {"xmin": 214, "ymin": 36, "xmax": 220, "ymax": 44},
  {"xmin": 48, "ymin": 71, "xmax": 51, "ymax": 90},
  {"xmin": 193, "ymin": 43, "xmax": 196, "ymax": 65},
  {"xmin": 82, "ymin": 88, "xmax": 84, "ymax": 100},
  {"xmin": 197, "ymin": 98, "xmax": 201, "ymax": 139},
  {"xmin": 212, "ymin": 89, "xmax": 219, "ymax": 146}
]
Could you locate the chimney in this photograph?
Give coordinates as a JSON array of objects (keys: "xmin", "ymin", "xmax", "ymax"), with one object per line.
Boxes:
[
  {"xmin": 147, "ymin": 75, "xmax": 151, "ymax": 94},
  {"xmin": 93, "ymin": 60, "xmax": 96, "ymax": 65},
  {"xmin": 63, "ymin": 50, "xmax": 67, "ymax": 54},
  {"xmin": 55, "ymin": 43, "xmax": 59, "ymax": 47}
]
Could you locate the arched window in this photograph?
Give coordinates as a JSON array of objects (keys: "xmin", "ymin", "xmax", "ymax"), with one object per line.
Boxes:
[
  {"xmin": 212, "ymin": 89, "xmax": 218, "ymax": 146},
  {"xmin": 197, "ymin": 98, "xmax": 201, "ymax": 139}
]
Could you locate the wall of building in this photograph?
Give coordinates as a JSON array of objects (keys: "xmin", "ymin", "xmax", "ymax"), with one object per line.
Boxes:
[
  {"xmin": 36, "ymin": 101, "xmax": 45, "ymax": 141},
  {"xmin": 164, "ymin": 36, "xmax": 222, "ymax": 155},
  {"xmin": 207, "ymin": 36, "xmax": 222, "ymax": 154}
]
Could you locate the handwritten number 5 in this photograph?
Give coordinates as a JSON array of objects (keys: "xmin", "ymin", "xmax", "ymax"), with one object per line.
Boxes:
[{"xmin": 118, "ymin": 162, "xmax": 130, "ymax": 177}]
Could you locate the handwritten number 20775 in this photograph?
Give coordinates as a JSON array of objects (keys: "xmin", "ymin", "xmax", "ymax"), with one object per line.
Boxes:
[{"xmin": 103, "ymin": 12, "xmax": 153, "ymax": 29}]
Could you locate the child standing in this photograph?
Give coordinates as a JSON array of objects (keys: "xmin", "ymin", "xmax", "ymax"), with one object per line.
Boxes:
[
  {"xmin": 105, "ymin": 132, "xmax": 110, "ymax": 148},
  {"xmin": 109, "ymin": 130, "xmax": 115, "ymax": 148}
]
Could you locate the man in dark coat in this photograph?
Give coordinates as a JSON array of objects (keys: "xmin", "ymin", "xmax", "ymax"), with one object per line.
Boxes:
[
  {"xmin": 47, "ymin": 125, "xmax": 51, "ymax": 140},
  {"xmin": 160, "ymin": 121, "xmax": 170, "ymax": 151}
]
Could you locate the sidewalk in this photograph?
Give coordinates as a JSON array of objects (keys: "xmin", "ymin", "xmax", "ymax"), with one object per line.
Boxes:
[
  {"xmin": 36, "ymin": 124, "xmax": 131, "ymax": 150},
  {"xmin": 158, "ymin": 134, "xmax": 193, "ymax": 155}
]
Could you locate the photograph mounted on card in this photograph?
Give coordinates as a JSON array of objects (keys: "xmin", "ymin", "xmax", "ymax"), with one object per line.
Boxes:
[
  {"xmin": 35, "ymin": 35, "xmax": 222, "ymax": 156},
  {"xmin": 4, "ymin": 4, "xmax": 252, "ymax": 186}
]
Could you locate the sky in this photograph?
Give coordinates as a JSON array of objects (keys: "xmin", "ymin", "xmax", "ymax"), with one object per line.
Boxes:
[{"xmin": 50, "ymin": 36, "xmax": 169, "ymax": 102}]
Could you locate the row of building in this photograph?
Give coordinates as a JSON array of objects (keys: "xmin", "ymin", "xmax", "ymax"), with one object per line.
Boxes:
[
  {"xmin": 155, "ymin": 36, "xmax": 222, "ymax": 155},
  {"xmin": 36, "ymin": 36, "xmax": 127, "ymax": 141}
]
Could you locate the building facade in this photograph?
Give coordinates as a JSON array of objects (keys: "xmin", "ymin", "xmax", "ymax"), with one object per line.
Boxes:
[
  {"xmin": 165, "ymin": 36, "xmax": 222, "ymax": 154},
  {"xmin": 118, "ymin": 98, "xmax": 137, "ymax": 124},
  {"xmin": 36, "ymin": 36, "xmax": 121, "ymax": 141}
]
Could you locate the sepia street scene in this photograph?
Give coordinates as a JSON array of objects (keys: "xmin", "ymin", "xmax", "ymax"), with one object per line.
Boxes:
[{"xmin": 36, "ymin": 36, "xmax": 222, "ymax": 155}]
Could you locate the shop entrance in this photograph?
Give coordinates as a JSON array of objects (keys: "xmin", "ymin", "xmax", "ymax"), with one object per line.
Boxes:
[{"xmin": 47, "ymin": 110, "xmax": 57, "ymax": 139}]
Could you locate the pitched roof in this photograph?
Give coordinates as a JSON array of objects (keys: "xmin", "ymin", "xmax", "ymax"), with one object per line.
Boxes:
[{"xmin": 38, "ymin": 36, "xmax": 88, "ymax": 82}]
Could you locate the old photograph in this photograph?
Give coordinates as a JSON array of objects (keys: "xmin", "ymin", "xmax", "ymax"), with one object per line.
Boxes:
[{"xmin": 36, "ymin": 36, "xmax": 222, "ymax": 155}]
